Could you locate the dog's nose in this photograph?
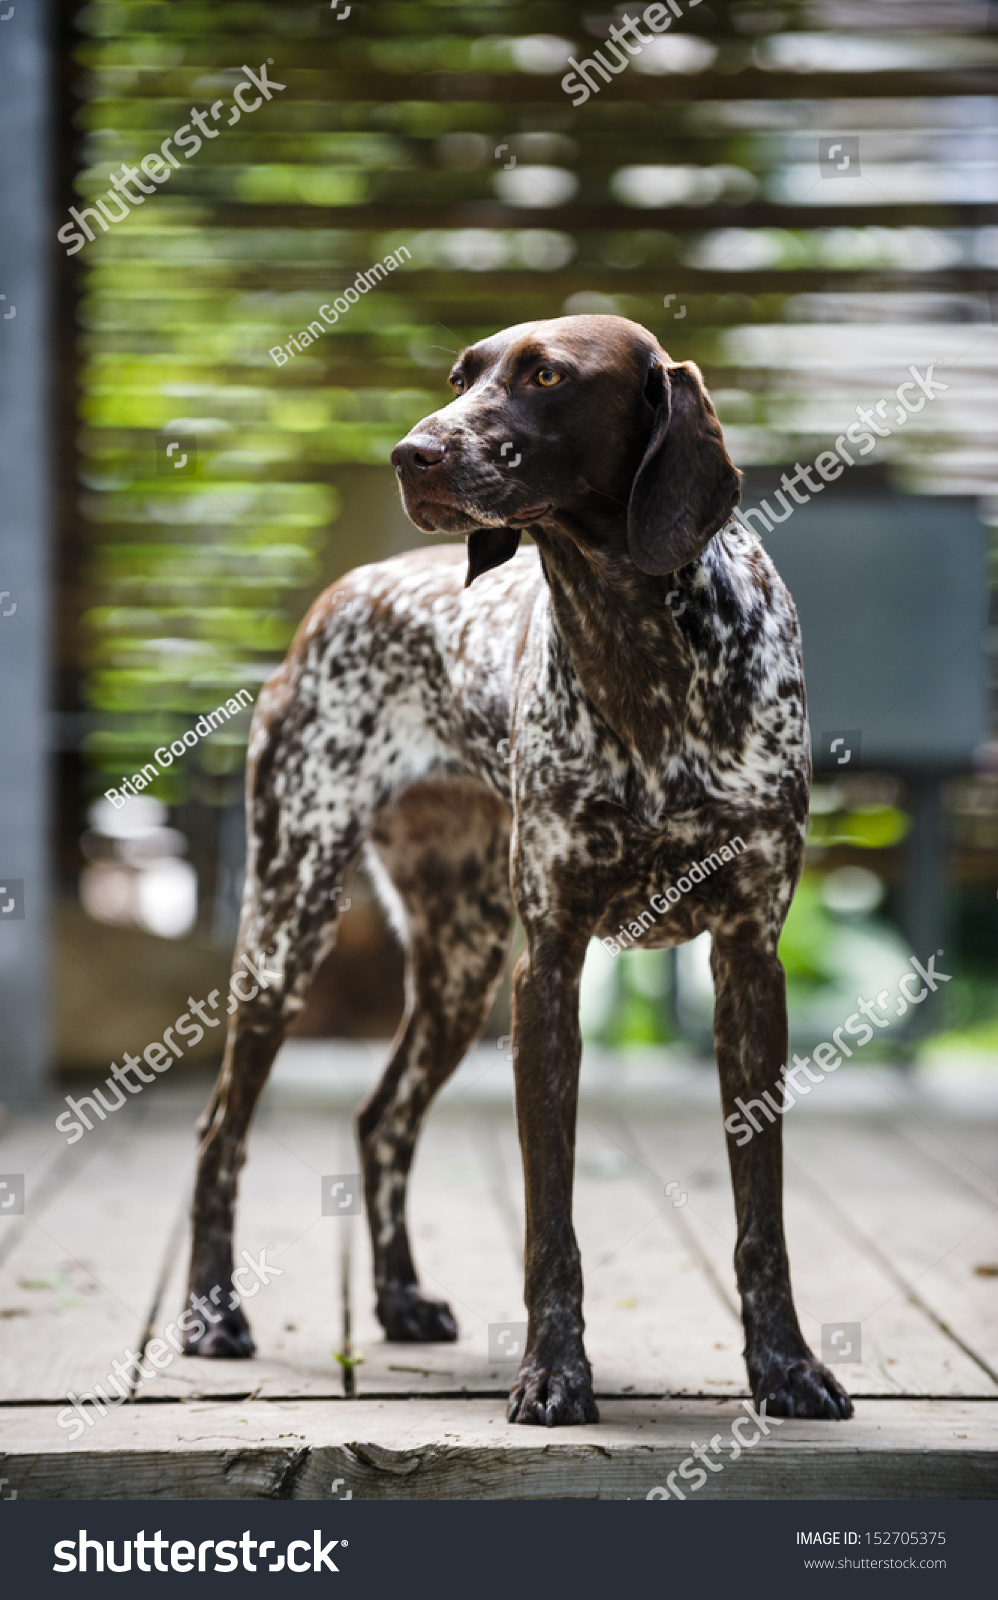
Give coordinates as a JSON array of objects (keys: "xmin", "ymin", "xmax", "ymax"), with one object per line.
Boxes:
[{"xmin": 391, "ymin": 433, "xmax": 447, "ymax": 475}]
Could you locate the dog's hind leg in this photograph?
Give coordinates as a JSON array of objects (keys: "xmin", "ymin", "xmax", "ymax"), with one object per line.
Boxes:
[
  {"xmin": 184, "ymin": 671, "xmax": 389, "ymax": 1357},
  {"xmin": 184, "ymin": 858, "xmax": 360, "ymax": 1356},
  {"xmin": 358, "ymin": 779, "xmax": 513, "ymax": 1342}
]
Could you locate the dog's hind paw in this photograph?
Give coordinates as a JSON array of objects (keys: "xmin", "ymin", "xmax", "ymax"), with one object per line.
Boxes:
[
  {"xmin": 182, "ymin": 1308, "xmax": 256, "ymax": 1359},
  {"xmin": 378, "ymin": 1284, "xmax": 458, "ymax": 1343},
  {"xmin": 755, "ymin": 1357, "xmax": 853, "ymax": 1420},
  {"xmin": 507, "ymin": 1365, "xmax": 599, "ymax": 1427}
]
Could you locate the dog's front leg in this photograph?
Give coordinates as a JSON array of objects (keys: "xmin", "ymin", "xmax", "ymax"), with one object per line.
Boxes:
[
  {"xmin": 711, "ymin": 928, "xmax": 853, "ymax": 1419},
  {"xmin": 506, "ymin": 918, "xmax": 599, "ymax": 1427}
]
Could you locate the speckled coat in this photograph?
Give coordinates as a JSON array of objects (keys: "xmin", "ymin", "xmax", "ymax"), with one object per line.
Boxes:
[{"xmin": 185, "ymin": 315, "xmax": 853, "ymax": 1426}]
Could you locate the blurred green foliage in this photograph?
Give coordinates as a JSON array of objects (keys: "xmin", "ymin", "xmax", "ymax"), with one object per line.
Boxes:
[
  {"xmin": 69, "ymin": 0, "xmax": 991, "ymax": 824},
  {"xmin": 606, "ymin": 949, "xmax": 675, "ymax": 1048},
  {"xmin": 807, "ymin": 805, "xmax": 911, "ymax": 852},
  {"xmin": 778, "ymin": 873, "xmax": 839, "ymax": 989}
]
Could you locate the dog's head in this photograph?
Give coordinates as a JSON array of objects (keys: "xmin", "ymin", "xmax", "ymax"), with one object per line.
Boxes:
[{"xmin": 391, "ymin": 315, "xmax": 740, "ymax": 585}]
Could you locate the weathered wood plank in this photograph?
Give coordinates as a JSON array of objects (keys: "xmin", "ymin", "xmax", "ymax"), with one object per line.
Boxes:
[
  {"xmin": 2, "ymin": 1397, "xmax": 995, "ymax": 1501},
  {"xmin": 788, "ymin": 1122, "xmax": 998, "ymax": 1390},
  {"xmin": 96, "ymin": 1098, "xmax": 523, "ymax": 1405},
  {"xmin": 6, "ymin": 1072, "xmax": 992, "ymax": 1433},
  {"xmin": 0, "ymin": 1116, "xmax": 191, "ymax": 1404},
  {"xmin": 0, "ymin": 1115, "xmax": 109, "ymax": 1276},
  {"xmin": 493, "ymin": 1112, "xmax": 748, "ymax": 1397},
  {"xmin": 625, "ymin": 1113, "xmax": 996, "ymax": 1397},
  {"xmin": 893, "ymin": 1119, "xmax": 998, "ymax": 1208},
  {"xmin": 352, "ymin": 1106, "xmax": 526, "ymax": 1397},
  {"xmin": 137, "ymin": 1106, "xmax": 354, "ymax": 1403}
]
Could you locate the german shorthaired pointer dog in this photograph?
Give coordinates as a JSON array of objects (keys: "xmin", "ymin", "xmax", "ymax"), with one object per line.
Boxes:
[{"xmin": 185, "ymin": 314, "xmax": 853, "ymax": 1426}]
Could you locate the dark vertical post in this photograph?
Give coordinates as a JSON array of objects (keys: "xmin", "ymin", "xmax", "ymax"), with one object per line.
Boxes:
[
  {"xmin": 901, "ymin": 771, "xmax": 949, "ymax": 1042},
  {"xmin": 0, "ymin": 0, "xmax": 52, "ymax": 1105}
]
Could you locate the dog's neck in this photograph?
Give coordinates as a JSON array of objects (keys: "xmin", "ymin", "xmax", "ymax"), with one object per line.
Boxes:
[{"xmin": 531, "ymin": 524, "xmax": 697, "ymax": 765}]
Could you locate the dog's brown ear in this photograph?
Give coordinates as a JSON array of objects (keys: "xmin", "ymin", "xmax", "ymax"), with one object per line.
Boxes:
[
  {"xmin": 627, "ymin": 360, "xmax": 740, "ymax": 577},
  {"xmin": 465, "ymin": 526, "xmax": 521, "ymax": 587}
]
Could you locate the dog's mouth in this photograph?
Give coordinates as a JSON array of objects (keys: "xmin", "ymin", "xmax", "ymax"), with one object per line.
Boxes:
[
  {"xmin": 403, "ymin": 497, "xmax": 480, "ymax": 535},
  {"xmin": 402, "ymin": 493, "xmax": 551, "ymax": 535},
  {"xmin": 506, "ymin": 502, "xmax": 551, "ymax": 524}
]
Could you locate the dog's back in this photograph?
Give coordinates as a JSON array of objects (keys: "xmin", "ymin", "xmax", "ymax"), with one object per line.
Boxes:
[{"xmin": 256, "ymin": 542, "xmax": 544, "ymax": 807}]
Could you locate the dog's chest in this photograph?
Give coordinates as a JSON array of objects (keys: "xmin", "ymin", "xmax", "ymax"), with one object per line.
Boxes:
[{"xmin": 513, "ymin": 590, "xmax": 805, "ymax": 825}]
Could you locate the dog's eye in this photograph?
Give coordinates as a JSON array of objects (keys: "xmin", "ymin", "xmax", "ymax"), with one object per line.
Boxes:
[
  {"xmin": 534, "ymin": 367, "xmax": 562, "ymax": 388},
  {"xmin": 450, "ymin": 374, "xmax": 466, "ymax": 393}
]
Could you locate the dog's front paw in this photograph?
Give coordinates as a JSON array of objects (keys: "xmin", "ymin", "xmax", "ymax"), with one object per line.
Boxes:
[
  {"xmin": 182, "ymin": 1303, "xmax": 256, "ymax": 1359},
  {"xmin": 755, "ymin": 1355, "xmax": 853, "ymax": 1420},
  {"xmin": 378, "ymin": 1284, "xmax": 458, "ymax": 1342},
  {"xmin": 507, "ymin": 1361, "xmax": 599, "ymax": 1427}
]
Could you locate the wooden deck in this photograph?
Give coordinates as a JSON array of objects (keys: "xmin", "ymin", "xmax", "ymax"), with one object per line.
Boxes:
[{"xmin": 1, "ymin": 1043, "xmax": 996, "ymax": 1499}]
